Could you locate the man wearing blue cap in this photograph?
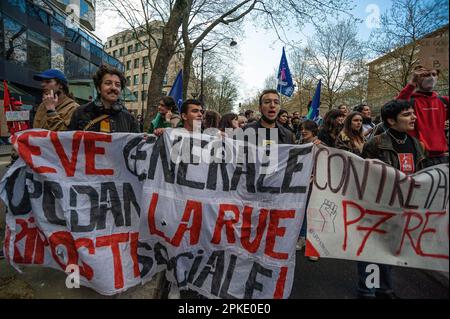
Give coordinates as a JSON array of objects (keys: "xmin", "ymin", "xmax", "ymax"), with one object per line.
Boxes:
[{"xmin": 32, "ymin": 69, "xmax": 79, "ymax": 130}]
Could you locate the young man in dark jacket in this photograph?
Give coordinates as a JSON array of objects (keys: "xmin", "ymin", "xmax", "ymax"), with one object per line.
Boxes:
[
  {"xmin": 396, "ymin": 64, "xmax": 448, "ymax": 167},
  {"xmin": 357, "ymin": 99, "xmax": 426, "ymax": 299},
  {"xmin": 244, "ymin": 89, "xmax": 294, "ymax": 145},
  {"xmin": 68, "ymin": 65, "xmax": 140, "ymax": 133}
]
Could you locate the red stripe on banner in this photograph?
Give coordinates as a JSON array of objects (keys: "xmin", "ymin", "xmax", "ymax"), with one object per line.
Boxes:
[
  {"xmin": 305, "ymin": 239, "xmax": 320, "ymax": 257},
  {"xmin": 273, "ymin": 266, "xmax": 288, "ymax": 299}
]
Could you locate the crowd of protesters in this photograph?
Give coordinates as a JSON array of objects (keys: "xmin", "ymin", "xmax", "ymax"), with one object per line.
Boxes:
[{"xmin": 0, "ymin": 62, "xmax": 448, "ymax": 299}]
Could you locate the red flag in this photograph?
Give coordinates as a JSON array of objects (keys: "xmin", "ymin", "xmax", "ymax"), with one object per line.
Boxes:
[{"xmin": 3, "ymin": 80, "xmax": 12, "ymax": 112}]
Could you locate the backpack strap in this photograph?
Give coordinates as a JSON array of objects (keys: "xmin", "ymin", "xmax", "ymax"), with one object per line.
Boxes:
[{"xmin": 83, "ymin": 114, "xmax": 110, "ymax": 131}]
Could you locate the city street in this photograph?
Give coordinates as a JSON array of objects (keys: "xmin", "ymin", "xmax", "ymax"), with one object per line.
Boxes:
[{"xmin": 0, "ymin": 156, "xmax": 447, "ymax": 299}]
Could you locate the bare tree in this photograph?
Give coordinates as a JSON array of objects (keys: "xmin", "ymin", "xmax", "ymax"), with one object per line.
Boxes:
[
  {"xmin": 368, "ymin": 0, "xmax": 449, "ymax": 93},
  {"xmin": 337, "ymin": 57, "xmax": 369, "ymax": 107},
  {"xmin": 305, "ymin": 19, "xmax": 363, "ymax": 110},
  {"xmin": 203, "ymin": 74, "xmax": 239, "ymax": 114},
  {"xmin": 99, "ymin": 0, "xmax": 354, "ymax": 129},
  {"xmin": 289, "ymin": 47, "xmax": 315, "ymax": 115}
]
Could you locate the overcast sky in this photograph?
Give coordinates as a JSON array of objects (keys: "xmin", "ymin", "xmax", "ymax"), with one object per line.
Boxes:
[{"xmin": 94, "ymin": 0, "xmax": 392, "ymax": 103}]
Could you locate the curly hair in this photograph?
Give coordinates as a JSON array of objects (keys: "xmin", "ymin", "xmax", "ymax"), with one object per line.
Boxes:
[{"xmin": 93, "ymin": 64, "xmax": 127, "ymax": 92}]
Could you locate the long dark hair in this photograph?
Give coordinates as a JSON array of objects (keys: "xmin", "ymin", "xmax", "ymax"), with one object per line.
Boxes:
[
  {"xmin": 343, "ymin": 111, "xmax": 364, "ymax": 144},
  {"xmin": 219, "ymin": 113, "xmax": 238, "ymax": 131},
  {"xmin": 203, "ymin": 110, "xmax": 221, "ymax": 129},
  {"xmin": 322, "ymin": 109, "xmax": 345, "ymax": 136}
]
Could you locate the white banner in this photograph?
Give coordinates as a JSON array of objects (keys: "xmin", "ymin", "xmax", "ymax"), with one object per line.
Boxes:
[
  {"xmin": 306, "ymin": 145, "xmax": 449, "ymax": 272},
  {"xmin": 6, "ymin": 111, "xmax": 30, "ymax": 121},
  {"xmin": 1, "ymin": 129, "xmax": 314, "ymax": 297}
]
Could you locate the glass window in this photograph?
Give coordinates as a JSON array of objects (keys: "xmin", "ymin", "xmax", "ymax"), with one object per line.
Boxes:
[
  {"xmin": 126, "ymin": 60, "xmax": 131, "ymax": 70},
  {"xmin": 127, "ymin": 45, "xmax": 133, "ymax": 54},
  {"xmin": 7, "ymin": 0, "xmax": 26, "ymax": 13},
  {"xmin": 4, "ymin": 16, "xmax": 27, "ymax": 66},
  {"xmin": 134, "ymin": 58, "xmax": 139, "ymax": 68},
  {"xmin": 80, "ymin": 37, "xmax": 90, "ymax": 51},
  {"xmin": 142, "ymin": 73, "xmax": 148, "ymax": 84},
  {"xmin": 28, "ymin": 30, "xmax": 50, "ymax": 71},
  {"xmin": 26, "ymin": 2, "xmax": 50, "ymax": 26},
  {"xmin": 51, "ymin": 17, "xmax": 65, "ymax": 36},
  {"xmin": 126, "ymin": 76, "xmax": 131, "ymax": 86},
  {"xmin": 109, "ymin": 40, "xmax": 112, "ymax": 47},
  {"xmin": 90, "ymin": 63, "xmax": 98, "ymax": 77},
  {"xmin": 133, "ymin": 91, "xmax": 139, "ymax": 100},
  {"xmin": 51, "ymin": 40, "xmax": 64, "ymax": 71},
  {"xmin": 113, "ymin": 50, "xmax": 118, "ymax": 57},
  {"xmin": 78, "ymin": 57, "xmax": 90, "ymax": 78},
  {"xmin": 143, "ymin": 56, "xmax": 149, "ymax": 67},
  {"xmin": 133, "ymin": 74, "xmax": 139, "ymax": 85},
  {"xmin": 90, "ymin": 43, "xmax": 102, "ymax": 59},
  {"xmin": 115, "ymin": 38, "xmax": 119, "ymax": 46},
  {"xmin": 119, "ymin": 48, "xmax": 124, "ymax": 56},
  {"xmin": 135, "ymin": 43, "xmax": 141, "ymax": 52},
  {"xmin": 64, "ymin": 50, "xmax": 79, "ymax": 79},
  {"xmin": 0, "ymin": 12, "xmax": 4, "ymax": 58}
]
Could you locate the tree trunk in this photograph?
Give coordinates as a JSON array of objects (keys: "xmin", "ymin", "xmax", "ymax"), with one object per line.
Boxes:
[
  {"xmin": 182, "ymin": 46, "xmax": 194, "ymax": 100},
  {"xmin": 144, "ymin": 0, "xmax": 188, "ymax": 131}
]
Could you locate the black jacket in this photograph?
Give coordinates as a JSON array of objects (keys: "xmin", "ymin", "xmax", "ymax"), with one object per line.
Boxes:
[
  {"xmin": 362, "ymin": 132, "xmax": 426, "ymax": 171},
  {"xmin": 68, "ymin": 100, "xmax": 140, "ymax": 133},
  {"xmin": 244, "ymin": 120, "xmax": 295, "ymax": 144}
]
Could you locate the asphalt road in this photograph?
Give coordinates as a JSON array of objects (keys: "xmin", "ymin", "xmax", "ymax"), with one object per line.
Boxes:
[
  {"xmin": 290, "ymin": 251, "xmax": 448, "ymax": 299},
  {"xmin": 0, "ymin": 157, "xmax": 448, "ymax": 299}
]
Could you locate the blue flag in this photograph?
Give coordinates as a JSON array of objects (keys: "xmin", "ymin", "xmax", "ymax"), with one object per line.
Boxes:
[
  {"xmin": 307, "ymin": 79, "xmax": 321, "ymax": 121},
  {"xmin": 169, "ymin": 70, "xmax": 183, "ymax": 112},
  {"xmin": 277, "ymin": 47, "xmax": 294, "ymax": 97}
]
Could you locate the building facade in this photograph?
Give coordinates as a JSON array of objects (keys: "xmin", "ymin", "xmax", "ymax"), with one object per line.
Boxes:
[
  {"xmin": 0, "ymin": 0, "xmax": 123, "ymax": 105},
  {"xmin": 367, "ymin": 25, "xmax": 449, "ymax": 114},
  {"xmin": 105, "ymin": 24, "xmax": 183, "ymax": 115}
]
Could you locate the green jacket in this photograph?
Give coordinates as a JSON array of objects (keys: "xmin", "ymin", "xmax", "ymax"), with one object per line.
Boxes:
[{"xmin": 147, "ymin": 112, "xmax": 172, "ymax": 133}]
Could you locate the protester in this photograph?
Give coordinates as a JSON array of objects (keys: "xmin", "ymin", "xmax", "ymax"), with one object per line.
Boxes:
[
  {"xmin": 237, "ymin": 115, "xmax": 248, "ymax": 128},
  {"xmin": 203, "ymin": 110, "xmax": 221, "ymax": 130},
  {"xmin": 276, "ymin": 109, "xmax": 290, "ymax": 129},
  {"xmin": 335, "ymin": 111, "xmax": 366, "ymax": 157},
  {"xmin": 317, "ymin": 109, "xmax": 345, "ymax": 147},
  {"xmin": 244, "ymin": 109, "xmax": 255, "ymax": 121},
  {"xmin": 358, "ymin": 99, "xmax": 425, "ymax": 299},
  {"xmin": 396, "ymin": 64, "xmax": 449, "ymax": 167},
  {"xmin": 33, "ymin": 69, "xmax": 79, "ymax": 130},
  {"xmin": 68, "ymin": 65, "xmax": 140, "ymax": 132},
  {"xmin": 219, "ymin": 112, "xmax": 239, "ymax": 131},
  {"xmin": 179, "ymin": 99, "xmax": 204, "ymax": 132},
  {"xmin": 353, "ymin": 104, "xmax": 374, "ymax": 137},
  {"xmin": 148, "ymin": 96, "xmax": 177, "ymax": 134},
  {"xmin": 244, "ymin": 90, "xmax": 295, "ymax": 145},
  {"xmin": 337, "ymin": 104, "xmax": 349, "ymax": 117},
  {"xmin": 137, "ymin": 114, "xmax": 144, "ymax": 132},
  {"xmin": 296, "ymin": 120, "xmax": 320, "ymax": 261}
]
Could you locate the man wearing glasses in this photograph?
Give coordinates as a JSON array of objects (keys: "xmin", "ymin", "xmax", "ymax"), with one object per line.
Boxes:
[{"xmin": 244, "ymin": 89, "xmax": 294, "ymax": 145}]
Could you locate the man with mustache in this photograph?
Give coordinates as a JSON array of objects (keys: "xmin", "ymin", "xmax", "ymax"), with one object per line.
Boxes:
[
  {"xmin": 244, "ymin": 89, "xmax": 294, "ymax": 145},
  {"xmin": 68, "ymin": 65, "xmax": 140, "ymax": 133},
  {"xmin": 396, "ymin": 64, "xmax": 449, "ymax": 167},
  {"xmin": 33, "ymin": 69, "xmax": 79, "ymax": 131}
]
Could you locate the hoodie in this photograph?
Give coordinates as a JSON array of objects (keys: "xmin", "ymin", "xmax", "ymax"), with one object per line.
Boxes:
[{"xmin": 396, "ymin": 84, "xmax": 449, "ymax": 157}]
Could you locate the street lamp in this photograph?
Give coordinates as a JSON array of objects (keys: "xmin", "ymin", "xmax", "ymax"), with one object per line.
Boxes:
[{"xmin": 200, "ymin": 38, "xmax": 237, "ymax": 105}]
